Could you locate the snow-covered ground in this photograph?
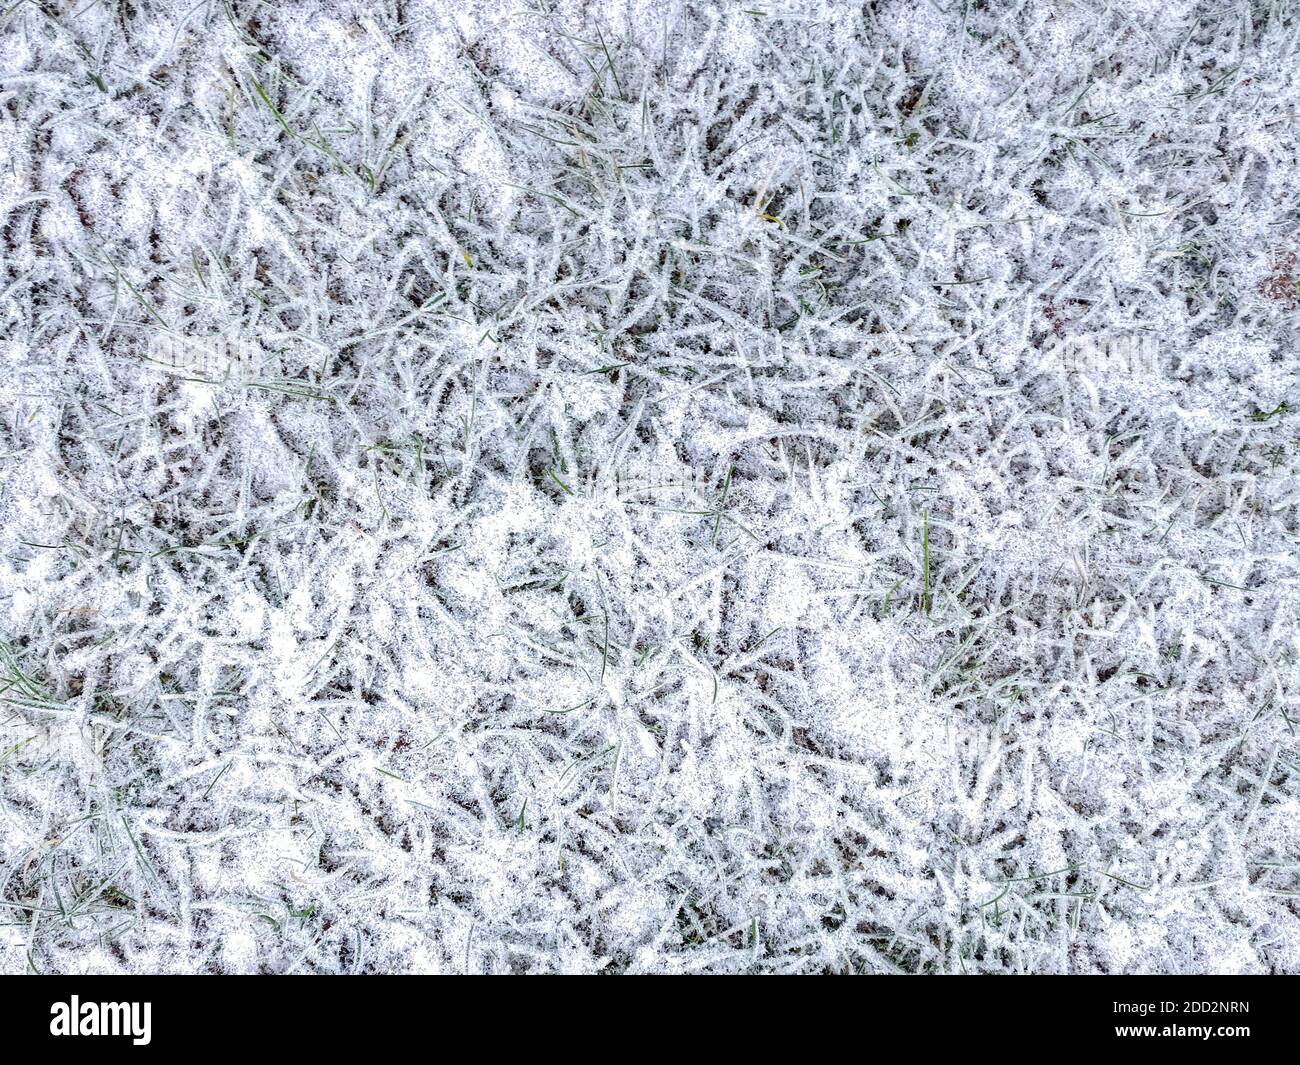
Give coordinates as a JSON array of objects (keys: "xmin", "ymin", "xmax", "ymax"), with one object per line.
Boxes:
[{"xmin": 1, "ymin": 0, "xmax": 1298, "ymax": 974}]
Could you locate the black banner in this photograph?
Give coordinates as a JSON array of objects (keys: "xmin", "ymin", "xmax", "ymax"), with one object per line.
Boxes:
[{"xmin": 0, "ymin": 975, "xmax": 1289, "ymax": 1052}]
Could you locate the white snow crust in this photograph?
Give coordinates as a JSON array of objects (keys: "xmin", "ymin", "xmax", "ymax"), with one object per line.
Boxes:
[{"xmin": 1, "ymin": 0, "xmax": 1298, "ymax": 973}]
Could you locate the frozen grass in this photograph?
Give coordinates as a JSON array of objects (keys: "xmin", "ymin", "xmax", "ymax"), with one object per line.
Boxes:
[{"xmin": 1, "ymin": 0, "xmax": 1298, "ymax": 974}]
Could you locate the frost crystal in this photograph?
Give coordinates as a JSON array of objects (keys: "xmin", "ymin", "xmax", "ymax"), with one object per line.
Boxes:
[{"xmin": 1, "ymin": 0, "xmax": 1298, "ymax": 974}]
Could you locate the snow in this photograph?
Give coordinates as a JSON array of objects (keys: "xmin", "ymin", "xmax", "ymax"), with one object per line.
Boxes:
[{"xmin": 0, "ymin": 0, "xmax": 1298, "ymax": 975}]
